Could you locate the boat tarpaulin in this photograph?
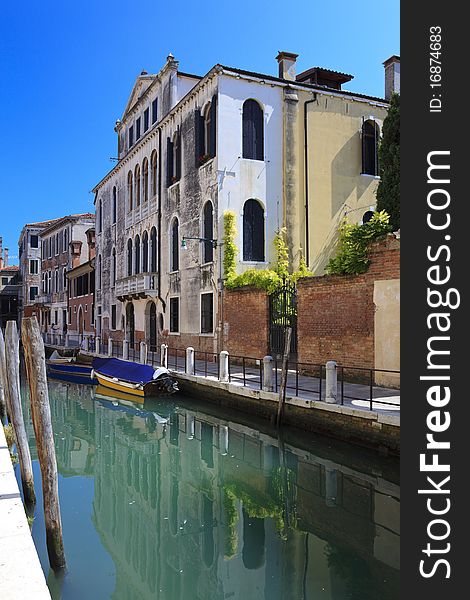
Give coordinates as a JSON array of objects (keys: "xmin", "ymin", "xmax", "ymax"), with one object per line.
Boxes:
[{"xmin": 93, "ymin": 357, "xmax": 156, "ymax": 384}]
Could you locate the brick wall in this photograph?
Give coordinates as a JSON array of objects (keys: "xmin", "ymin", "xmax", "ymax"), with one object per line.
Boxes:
[
  {"xmin": 297, "ymin": 235, "xmax": 400, "ymax": 368},
  {"xmin": 223, "ymin": 286, "xmax": 269, "ymax": 358}
]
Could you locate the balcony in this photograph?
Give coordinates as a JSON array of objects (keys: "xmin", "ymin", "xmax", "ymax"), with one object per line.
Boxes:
[
  {"xmin": 115, "ymin": 273, "xmax": 158, "ymax": 300},
  {"xmin": 125, "ymin": 195, "xmax": 158, "ymax": 230}
]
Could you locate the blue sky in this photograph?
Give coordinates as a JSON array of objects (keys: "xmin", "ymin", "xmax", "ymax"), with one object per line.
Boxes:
[{"xmin": 0, "ymin": 0, "xmax": 399, "ymax": 261}]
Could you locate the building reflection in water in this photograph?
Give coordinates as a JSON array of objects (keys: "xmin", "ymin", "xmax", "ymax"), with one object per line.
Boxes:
[{"xmin": 38, "ymin": 381, "xmax": 399, "ymax": 600}]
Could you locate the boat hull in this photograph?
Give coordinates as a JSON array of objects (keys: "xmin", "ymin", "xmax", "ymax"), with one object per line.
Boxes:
[
  {"xmin": 95, "ymin": 371, "xmax": 145, "ymax": 398},
  {"xmin": 47, "ymin": 362, "xmax": 97, "ymax": 385}
]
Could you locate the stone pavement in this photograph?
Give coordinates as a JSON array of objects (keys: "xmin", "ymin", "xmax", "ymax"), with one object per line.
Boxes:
[{"xmin": 0, "ymin": 426, "xmax": 50, "ymax": 600}]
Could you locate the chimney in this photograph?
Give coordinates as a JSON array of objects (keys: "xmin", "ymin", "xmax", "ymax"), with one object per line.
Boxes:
[
  {"xmin": 4, "ymin": 248, "xmax": 8, "ymax": 267},
  {"xmin": 383, "ymin": 55, "xmax": 400, "ymax": 100},
  {"xmin": 276, "ymin": 51, "xmax": 299, "ymax": 81},
  {"xmin": 86, "ymin": 228, "xmax": 96, "ymax": 261}
]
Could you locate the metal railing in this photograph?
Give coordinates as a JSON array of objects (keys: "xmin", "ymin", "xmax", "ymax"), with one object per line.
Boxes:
[{"xmin": 41, "ymin": 333, "xmax": 400, "ymax": 411}]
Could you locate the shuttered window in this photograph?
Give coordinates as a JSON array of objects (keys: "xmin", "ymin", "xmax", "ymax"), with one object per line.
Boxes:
[
  {"xmin": 152, "ymin": 99, "xmax": 158, "ymax": 124},
  {"xmin": 202, "ymin": 202, "xmax": 213, "ymax": 263},
  {"xmin": 171, "ymin": 219, "xmax": 179, "ymax": 271},
  {"xmin": 242, "ymin": 100, "xmax": 264, "ymax": 160},
  {"xmin": 150, "ymin": 227, "xmax": 157, "ymax": 272},
  {"xmin": 201, "ymin": 293, "xmax": 213, "ymax": 334},
  {"xmin": 362, "ymin": 120, "xmax": 380, "ymax": 176},
  {"xmin": 170, "ymin": 297, "xmax": 179, "ymax": 333},
  {"xmin": 142, "ymin": 231, "xmax": 149, "ymax": 272},
  {"xmin": 243, "ymin": 199, "xmax": 265, "ymax": 261},
  {"xmin": 134, "ymin": 235, "xmax": 140, "ymax": 274},
  {"xmin": 166, "ymin": 137, "xmax": 174, "ymax": 186},
  {"xmin": 144, "ymin": 108, "xmax": 149, "ymax": 132},
  {"xmin": 127, "ymin": 239, "xmax": 133, "ymax": 276}
]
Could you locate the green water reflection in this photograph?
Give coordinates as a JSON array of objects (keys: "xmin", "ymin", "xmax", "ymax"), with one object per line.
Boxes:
[{"xmin": 20, "ymin": 380, "xmax": 399, "ymax": 600}]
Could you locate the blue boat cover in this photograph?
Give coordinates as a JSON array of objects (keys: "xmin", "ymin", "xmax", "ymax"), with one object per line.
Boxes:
[{"xmin": 92, "ymin": 357, "xmax": 156, "ymax": 384}]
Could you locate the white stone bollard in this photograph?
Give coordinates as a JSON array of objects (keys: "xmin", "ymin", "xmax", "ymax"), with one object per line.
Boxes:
[
  {"xmin": 219, "ymin": 425, "xmax": 229, "ymax": 455},
  {"xmin": 95, "ymin": 336, "xmax": 101, "ymax": 355},
  {"xmin": 108, "ymin": 338, "xmax": 113, "ymax": 357},
  {"xmin": 160, "ymin": 343, "xmax": 168, "ymax": 368},
  {"xmin": 325, "ymin": 467, "xmax": 338, "ymax": 507},
  {"xmin": 186, "ymin": 347, "xmax": 195, "ymax": 374},
  {"xmin": 140, "ymin": 341, "xmax": 148, "ymax": 364},
  {"xmin": 262, "ymin": 355, "xmax": 274, "ymax": 392},
  {"xmin": 123, "ymin": 339, "xmax": 129, "ymax": 360},
  {"xmin": 187, "ymin": 414, "xmax": 195, "ymax": 440},
  {"xmin": 65, "ymin": 334, "xmax": 69, "ymax": 348},
  {"xmin": 219, "ymin": 350, "xmax": 229, "ymax": 383},
  {"xmin": 83, "ymin": 336, "xmax": 89, "ymax": 352},
  {"xmin": 325, "ymin": 360, "xmax": 338, "ymax": 404}
]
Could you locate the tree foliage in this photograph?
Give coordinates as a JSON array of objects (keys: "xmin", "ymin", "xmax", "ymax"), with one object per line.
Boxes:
[
  {"xmin": 376, "ymin": 93, "xmax": 400, "ymax": 230},
  {"xmin": 326, "ymin": 211, "xmax": 392, "ymax": 275}
]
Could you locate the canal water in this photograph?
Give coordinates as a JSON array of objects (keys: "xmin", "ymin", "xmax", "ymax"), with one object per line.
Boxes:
[{"xmin": 17, "ymin": 379, "xmax": 399, "ymax": 600}]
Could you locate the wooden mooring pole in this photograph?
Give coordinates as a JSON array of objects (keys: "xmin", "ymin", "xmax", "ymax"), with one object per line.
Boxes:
[
  {"xmin": 276, "ymin": 326, "xmax": 292, "ymax": 427},
  {"xmin": 4, "ymin": 321, "xmax": 36, "ymax": 505},
  {"xmin": 22, "ymin": 316, "xmax": 66, "ymax": 571},
  {"xmin": 0, "ymin": 328, "xmax": 11, "ymax": 419}
]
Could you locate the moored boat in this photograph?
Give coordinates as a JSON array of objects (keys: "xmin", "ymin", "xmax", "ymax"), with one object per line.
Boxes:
[
  {"xmin": 47, "ymin": 350, "xmax": 97, "ymax": 384},
  {"xmin": 92, "ymin": 357, "xmax": 178, "ymax": 398}
]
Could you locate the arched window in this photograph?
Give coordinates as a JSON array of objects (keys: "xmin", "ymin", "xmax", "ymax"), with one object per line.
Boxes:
[
  {"xmin": 203, "ymin": 103, "xmax": 211, "ymax": 156},
  {"xmin": 170, "ymin": 218, "xmax": 179, "ymax": 271},
  {"xmin": 202, "ymin": 201, "xmax": 214, "ymax": 263},
  {"xmin": 362, "ymin": 210, "xmax": 374, "ymax": 224},
  {"xmin": 127, "ymin": 239, "xmax": 133, "ymax": 276},
  {"xmin": 142, "ymin": 231, "xmax": 149, "ymax": 272},
  {"xmin": 135, "ymin": 164, "xmax": 141, "ymax": 207},
  {"xmin": 63, "ymin": 228, "xmax": 68, "ymax": 250},
  {"xmin": 242, "ymin": 100, "xmax": 264, "ymax": 161},
  {"xmin": 243, "ymin": 199, "xmax": 265, "ymax": 261},
  {"xmin": 63, "ymin": 268, "xmax": 67, "ymax": 291},
  {"xmin": 150, "ymin": 227, "xmax": 157, "ymax": 272},
  {"xmin": 112, "ymin": 248, "xmax": 116, "ymax": 285},
  {"xmin": 142, "ymin": 158, "xmax": 149, "ymax": 202},
  {"xmin": 55, "ymin": 269, "xmax": 59, "ymax": 292},
  {"xmin": 151, "ymin": 150, "xmax": 158, "ymax": 196},
  {"xmin": 173, "ymin": 131, "xmax": 181, "ymax": 181},
  {"xmin": 362, "ymin": 120, "xmax": 380, "ymax": 176},
  {"xmin": 112, "ymin": 187, "xmax": 117, "ymax": 223},
  {"xmin": 134, "ymin": 235, "xmax": 141, "ymax": 274},
  {"xmin": 127, "ymin": 171, "xmax": 133, "ymax": 211},
  {"xmin": 97, "ymin": 255, "xmax": 102, "ymax": 289}
]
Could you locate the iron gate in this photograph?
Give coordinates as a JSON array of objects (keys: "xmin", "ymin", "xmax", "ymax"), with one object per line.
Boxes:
[{"xmin": 269, "ymin": 282, "xmax": 297, "ymax": 358}]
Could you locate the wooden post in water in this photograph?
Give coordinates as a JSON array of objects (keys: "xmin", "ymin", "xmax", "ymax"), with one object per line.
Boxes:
[
  {"xmin": 276, "ymin": 326, "xmax": 292, "ymax": 427},
  {"xmin": 4, "ymin": 321, "xmax": 36, "ymax": 505},
  {"xmin": 22, "ymin": 317, "xmax": 66, "ymax": 571},
  {"xmin": 0, "ymin": 328, "xmax": 10, "ymax": 418}
]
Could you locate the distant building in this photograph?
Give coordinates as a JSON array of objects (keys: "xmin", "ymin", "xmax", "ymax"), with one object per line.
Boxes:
[
  {"xmin": 0, "ymin": 238, "xmax": 20, "ymax": 329},
  {"xmin": 17, "ymin": 219, "xmax": 61, "ymax": 324},
  {"xmin": 66, "ymin": 228, "xmax": 96, "ymax": 337},
  {"xmin": 35, "ymin": 213, "xmax": 95, "ymax": 334}
]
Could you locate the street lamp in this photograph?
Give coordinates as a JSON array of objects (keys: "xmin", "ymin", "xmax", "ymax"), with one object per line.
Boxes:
[{"xmin": 181, "ymin": 236, "xmax": 218, "ymax": 249}]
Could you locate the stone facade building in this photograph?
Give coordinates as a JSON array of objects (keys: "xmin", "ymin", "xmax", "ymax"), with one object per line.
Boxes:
[
  {"xmin": 93, "ymin": 52, "xmax": 397, "ymax": 353},
  {"xmin": 35, "ymin": 213, "xmax": 95, "ymax": 334},
  {"xmin": 17, "ymin": 219, "xmax": 60, "ymax": 324}
]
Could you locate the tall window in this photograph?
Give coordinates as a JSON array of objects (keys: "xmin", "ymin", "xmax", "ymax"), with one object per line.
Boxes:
[
  {"xmin": 151, "ymin": 151, "xmax": 158, "ymax": 196},
  {"xmin": 129, "ymin": 125, "xmax": 134, "ymax": 148},
  {"xmin": 112, "ymin": 187, "xmax": 117, "ymax": 223},
  {"xmin": 242, "ymin": 99, "xmax": 264, "ymax": 160},
  {"xmin": 128, "ymin": 171, "xmax": 134, "ymax": 210},
  {"xmin": 362, "ymin": 120, "xmax": 380, "ymax": 176},
  {"xmin": 170, "ymin": 218, "xmax": 179, "ymax": 271},
  {"xmin": 29, "ymin": 286, "xmax": 38, "ymax": 301},
  {"xmin": 144, "ymin": 108, "xmax": 149, "ymax": 132},
  {"xmin": 97, "ymin": 255, "xmax": 102, "ymax": 290},
  {"xmin": 135, "ymin": 164, "xmax": 141, "ymax": 207},
  {"xmin": 136, "ymin": 117, "xmax": 141, "ymax": 140},
  {"xmin": 63, "ymin": 228, "xmax": 68, "ymax": 251},
  {"xmin": 202, "ymin": 202, "xmax": 214, "ymax": 263},
  {"xmin": 112, "ymin": 248, "xmax": 116, "ymax": 285},
  {"xmin": 98, "ymin": 198, "xmax": 103, "ymax": 233},
  {"xmin": 63, "ymin": 268, "xmax": 67, "ymax": 291},
  {"xmin": 170, "ymin": 297, "xmax": 179, "ymax": 333},
  {"xmin": 142, "ymin": 231, "xmax": 149, "ymax": 272},
  {"xmin": 127, "ymin": 239, "xmax": 133, "ymax": 276},
  {"xmin": 152, "ymin": 98, "xmax": 158, "ymax": 124},
  {"xmin": 30, "ymin": 259, "xmax": 38, "ymax": 274},
  {"xmin": 111, "ymin": 305, "xmax": 117, "ymax": 330},
  {"xmin": 167, "ymin": 132, "xmax": 181, "ymax": 186},
  {"xmin": 150, "ymin": 227, "xmax": 157, "ymax": 272},
  {"xmin": 243, "ymin": 199, "xmax": 265, "ymax": 261},
  {"xmin": 142, "ymin": 158, "xmax": 149, "ymax": 202},
  {"xmin": 134, "ymin": 235, "xmax": 141, "ymax": 274},
  {"xmin": 201, "ymin": 293, "xmax": 214, "ymax": 334},
  {"xmin": 30, "ymin": 234, "xmax": 38, "ymax": 248}
]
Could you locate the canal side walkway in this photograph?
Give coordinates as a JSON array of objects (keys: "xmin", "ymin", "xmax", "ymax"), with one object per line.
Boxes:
[{"xmin": 0, "ymin": 426, "xmax": 51, "ymax": 600}]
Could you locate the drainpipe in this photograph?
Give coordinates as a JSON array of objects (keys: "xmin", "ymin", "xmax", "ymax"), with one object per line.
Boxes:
[
  {"xmin": 157, "ymin": 128, "xmax": 166, "ymax": 312},
  {"xmin": 303, "ymin": 93, "xmax": 317, "ymax": 267}
]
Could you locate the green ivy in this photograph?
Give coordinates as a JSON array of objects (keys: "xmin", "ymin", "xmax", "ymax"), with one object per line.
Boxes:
[
  {"xmin": 326, "ymin": 211, "xmax": 392, "ymax": 275},
  {"xmin": 223, "ymin": 213, "xmax": 313, "ymax": 292}
]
